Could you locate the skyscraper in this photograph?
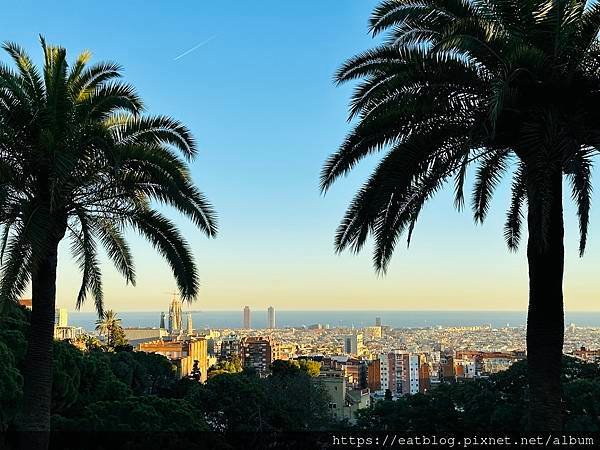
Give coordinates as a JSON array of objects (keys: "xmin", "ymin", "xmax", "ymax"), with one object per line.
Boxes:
[
  {"xmin": 375, "ymin": 317, "xmax": 382, "ymax": 327},
  {"xmin": 243, "ymin": 306, "xmax": 251, "ymax": 329},
  {"xmin": 159, "ymin": 312, "xmax": 166, "ymax": 330},
  {"xmin": 267, "ymin": 306, "xmax": 275, "ymax": 329}
]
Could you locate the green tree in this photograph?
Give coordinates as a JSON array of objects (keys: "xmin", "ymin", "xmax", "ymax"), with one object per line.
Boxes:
[
  {"xmin": 0, "ymin": 38, "xmax": 217, "ymax": 446},
  {"xmin": 64, "ymin": 351, "xmax": 132, "ymax": 410},
  {"xmin": 298, "ymin": 359, "xmax": 321, "ymax": 377},
  {"xmin": 129, "ymin": 351, "xmax": 175, "ymax": 395},
  {"xmin": 0, "ymin": 341, "xmax": 23, "ymax": 430},
  {"xmin": 270, "ymin": 359, "xmax": 321, "ymax": 377},
  {"xmin": 270, "ymin": 360, "xmax": 303, "ymax": 377},
  {"xmin": 188, "ymin": 372, "xmax": 268, "ymax": 432},
  {"xmin": 53, "ymin": 396, "xmax": 208, "ymax": 432},
  {"xmin": 95, "ymin": 310, "xmax": 126, "ymax": 349},
  {"xmin": 207, "ymin": 355, "xmax": 243, "ymax": 378},
  {"xmin": 321, "ymin": 0, "xmax": 600, "ymax": 430},
  {"xmin": 267, "ymin": 363, "xmax": 331, "ymax": 430},
  {"xmin": 51, "ymin": 341, "xmax": 83, "ymax": 415}
]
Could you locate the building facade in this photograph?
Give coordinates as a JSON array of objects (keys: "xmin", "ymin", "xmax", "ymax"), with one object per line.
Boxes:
[
  {"xmin": 240, "ymin": 336, "xmax": 280, "ymax": 377},
  {"xmin": 220, "ymin": 334, "xmax": 241, "ymax": 358},
  {"xmin": 367, "ymin": 359, "xmax": 381, "ymax": 391},
  {"xmin": 138, "ymin": 337, "xmax": 208, "ymax": 382},
  {"xmin": 55, "ymin": 308, "xmax": 68, "ymax": 327},
  {"xmin": 318, "ymin": 368, "xmax": 370, "ymax": 423},
  {"xmin": 376, "ymin": 351, "xmax": 430, "ymax": 396},
  {"xmin": 344, "ymin": 333, "xmax": 363, "ymax": 355}
]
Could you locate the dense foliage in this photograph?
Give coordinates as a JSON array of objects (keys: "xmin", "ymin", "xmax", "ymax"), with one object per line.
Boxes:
[
  {"xmin": 0, "ymin": 305, "xmax": 332, "ymax": 437},
  {"xmin": 355, "ymin": 358, "xmax": 600, "ymax": 432},
  {"xmin": 2, "ymin": 304, "xmax": 600, "ymax": 443}
]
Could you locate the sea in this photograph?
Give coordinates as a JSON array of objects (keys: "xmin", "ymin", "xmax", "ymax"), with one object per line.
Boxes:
[{"xmin": 67, "ymin": 310, "xmax": 600, "ymax": 332}]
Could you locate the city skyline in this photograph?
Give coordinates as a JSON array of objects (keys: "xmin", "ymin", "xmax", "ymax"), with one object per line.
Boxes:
[{"xmin": 3, "ymin": 0, "xmax": 599, "ymax": 313}]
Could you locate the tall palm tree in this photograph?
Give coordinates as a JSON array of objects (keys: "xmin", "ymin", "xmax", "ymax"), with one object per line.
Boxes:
[
  {"xmin": 95, "ymin": 309, "xmax": 121, "ymax": 347},
  {"xmin": 321, "ymin": 0, "xmax": 600, "ymax": 431},
  {"xmin": 0, "ymin": 38, "xmax": 217, "ymax": 445}
]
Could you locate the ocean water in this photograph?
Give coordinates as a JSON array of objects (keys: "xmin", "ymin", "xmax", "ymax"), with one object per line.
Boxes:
[{"xmin": 67, "ymin": 310, "xmax": 600, "ymax": 332}]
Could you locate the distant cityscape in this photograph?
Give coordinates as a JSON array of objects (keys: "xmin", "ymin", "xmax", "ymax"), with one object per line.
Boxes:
[{"xmin": 31, "ymin": 297, "xmax": 600, "ymax": 424}]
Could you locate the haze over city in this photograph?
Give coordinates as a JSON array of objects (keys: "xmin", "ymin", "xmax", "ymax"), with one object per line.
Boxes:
[{"xmin": 3, "ymin": 0, "xmax": 599, "ymax": 312}]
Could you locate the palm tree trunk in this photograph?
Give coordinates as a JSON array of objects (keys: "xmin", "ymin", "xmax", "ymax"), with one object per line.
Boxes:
[
  {"xmin": 18, "ymin": 240, "xmax": 60, "ymax": 450},
  {"xmin": 526, "ymin": 168, "xmax": 564, "ymax": 431}
]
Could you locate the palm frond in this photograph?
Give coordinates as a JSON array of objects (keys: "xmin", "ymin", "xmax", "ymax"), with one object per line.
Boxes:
[
  {"xmin": 472, "ymin": 150, "xmax": 510, "ymax": 223},
  {"xmin": 504, "ymin": 163, "xmax": 527, "ymax": 251},
  {"xmin": 565, "ymin": 152, "xmax": 593, "ymax": 256},
  {"xmin": 129, "ymin": 209, "xmax": 198, "ymax": 301}
]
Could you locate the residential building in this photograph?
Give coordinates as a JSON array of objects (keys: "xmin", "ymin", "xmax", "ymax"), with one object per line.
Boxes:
[
  {"xmin": 344, "ymin": 333, "xmax": 363, "ymax": 355},
  {"xmin": 570, "ymin": 346, "xmax": 600, "ymax": 363},
  {"xmin": 220, "ymin": 334, "xmax": 241, "ymax": 358},
  {"xmin": 375, "ymin": 351, "xmax": 429, "ymax": 396},
  {"xmin": 318, "ymin": 368, "xmax": 370, "ymax": 423},
  {"xmin": 240, "ymin": 336, "xmax": 280, "ymax": 377},
  {"xmin": 454, "ymin": 358, "xmax": 476, "ymax": 378},
  {"xmin": 481, "ymin": 353, "xmax": 515, "ymax": 374},
  {"xmin": 367, "ymin": 359, "xmax": 381, "ymax": 391},
  {"xmin": 138, "ymin": 337, "xmax": 208, "ymax": 381},
  {"xmin": 345, "ymin": 358, "xmax": 368, "ymax": 389}
]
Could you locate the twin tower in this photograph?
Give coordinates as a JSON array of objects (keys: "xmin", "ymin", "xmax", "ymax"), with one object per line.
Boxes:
[{"xmin": 243, "ymin": 306, "xmax": 275, "ymax": 329}]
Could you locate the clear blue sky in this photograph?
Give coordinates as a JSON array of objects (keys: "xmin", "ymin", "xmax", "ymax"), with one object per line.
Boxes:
[{"xmin": 2, "ymin": 0, "xmax": 599, "ymax": 312}]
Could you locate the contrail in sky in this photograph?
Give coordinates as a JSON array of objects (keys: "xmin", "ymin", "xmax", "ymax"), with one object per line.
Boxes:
[{"xmin": 174, "ymin": 35, "xmax": 217, "ymax": 61}]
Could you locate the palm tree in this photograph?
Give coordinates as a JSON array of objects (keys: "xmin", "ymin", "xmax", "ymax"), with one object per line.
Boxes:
[
  {"xmin": 0, "ymin": 37, "xmax": 217, "ymax": 445},
  {"xmin": 321, "ymin": 0, "xmax": 600, "ymax": 431},
  {"xmin": 95, "ymin": 309, "xmax": 121, "ymax": 347}
]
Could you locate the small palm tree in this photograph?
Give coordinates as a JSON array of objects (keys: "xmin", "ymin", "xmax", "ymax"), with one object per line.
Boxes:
[
  {"xmin": 95, "ymin": 309, "xmax": 121, "ymax": 347},
  {"xmin": 322, "ymin": 0, "xmax": 600, "ymax": 430},
  {"xmin": 0, "ymin": 37, "xmax": 217, "ymax": 444}
]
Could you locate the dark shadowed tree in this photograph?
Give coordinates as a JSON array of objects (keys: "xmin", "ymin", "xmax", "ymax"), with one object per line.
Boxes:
[
  {"xmin": 0, "ymin": 38, "xmax": 217, "ymax": 448},
  {"xmin": 322, "ymin": 0, "xmax": 600, "ymax": 431}
]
